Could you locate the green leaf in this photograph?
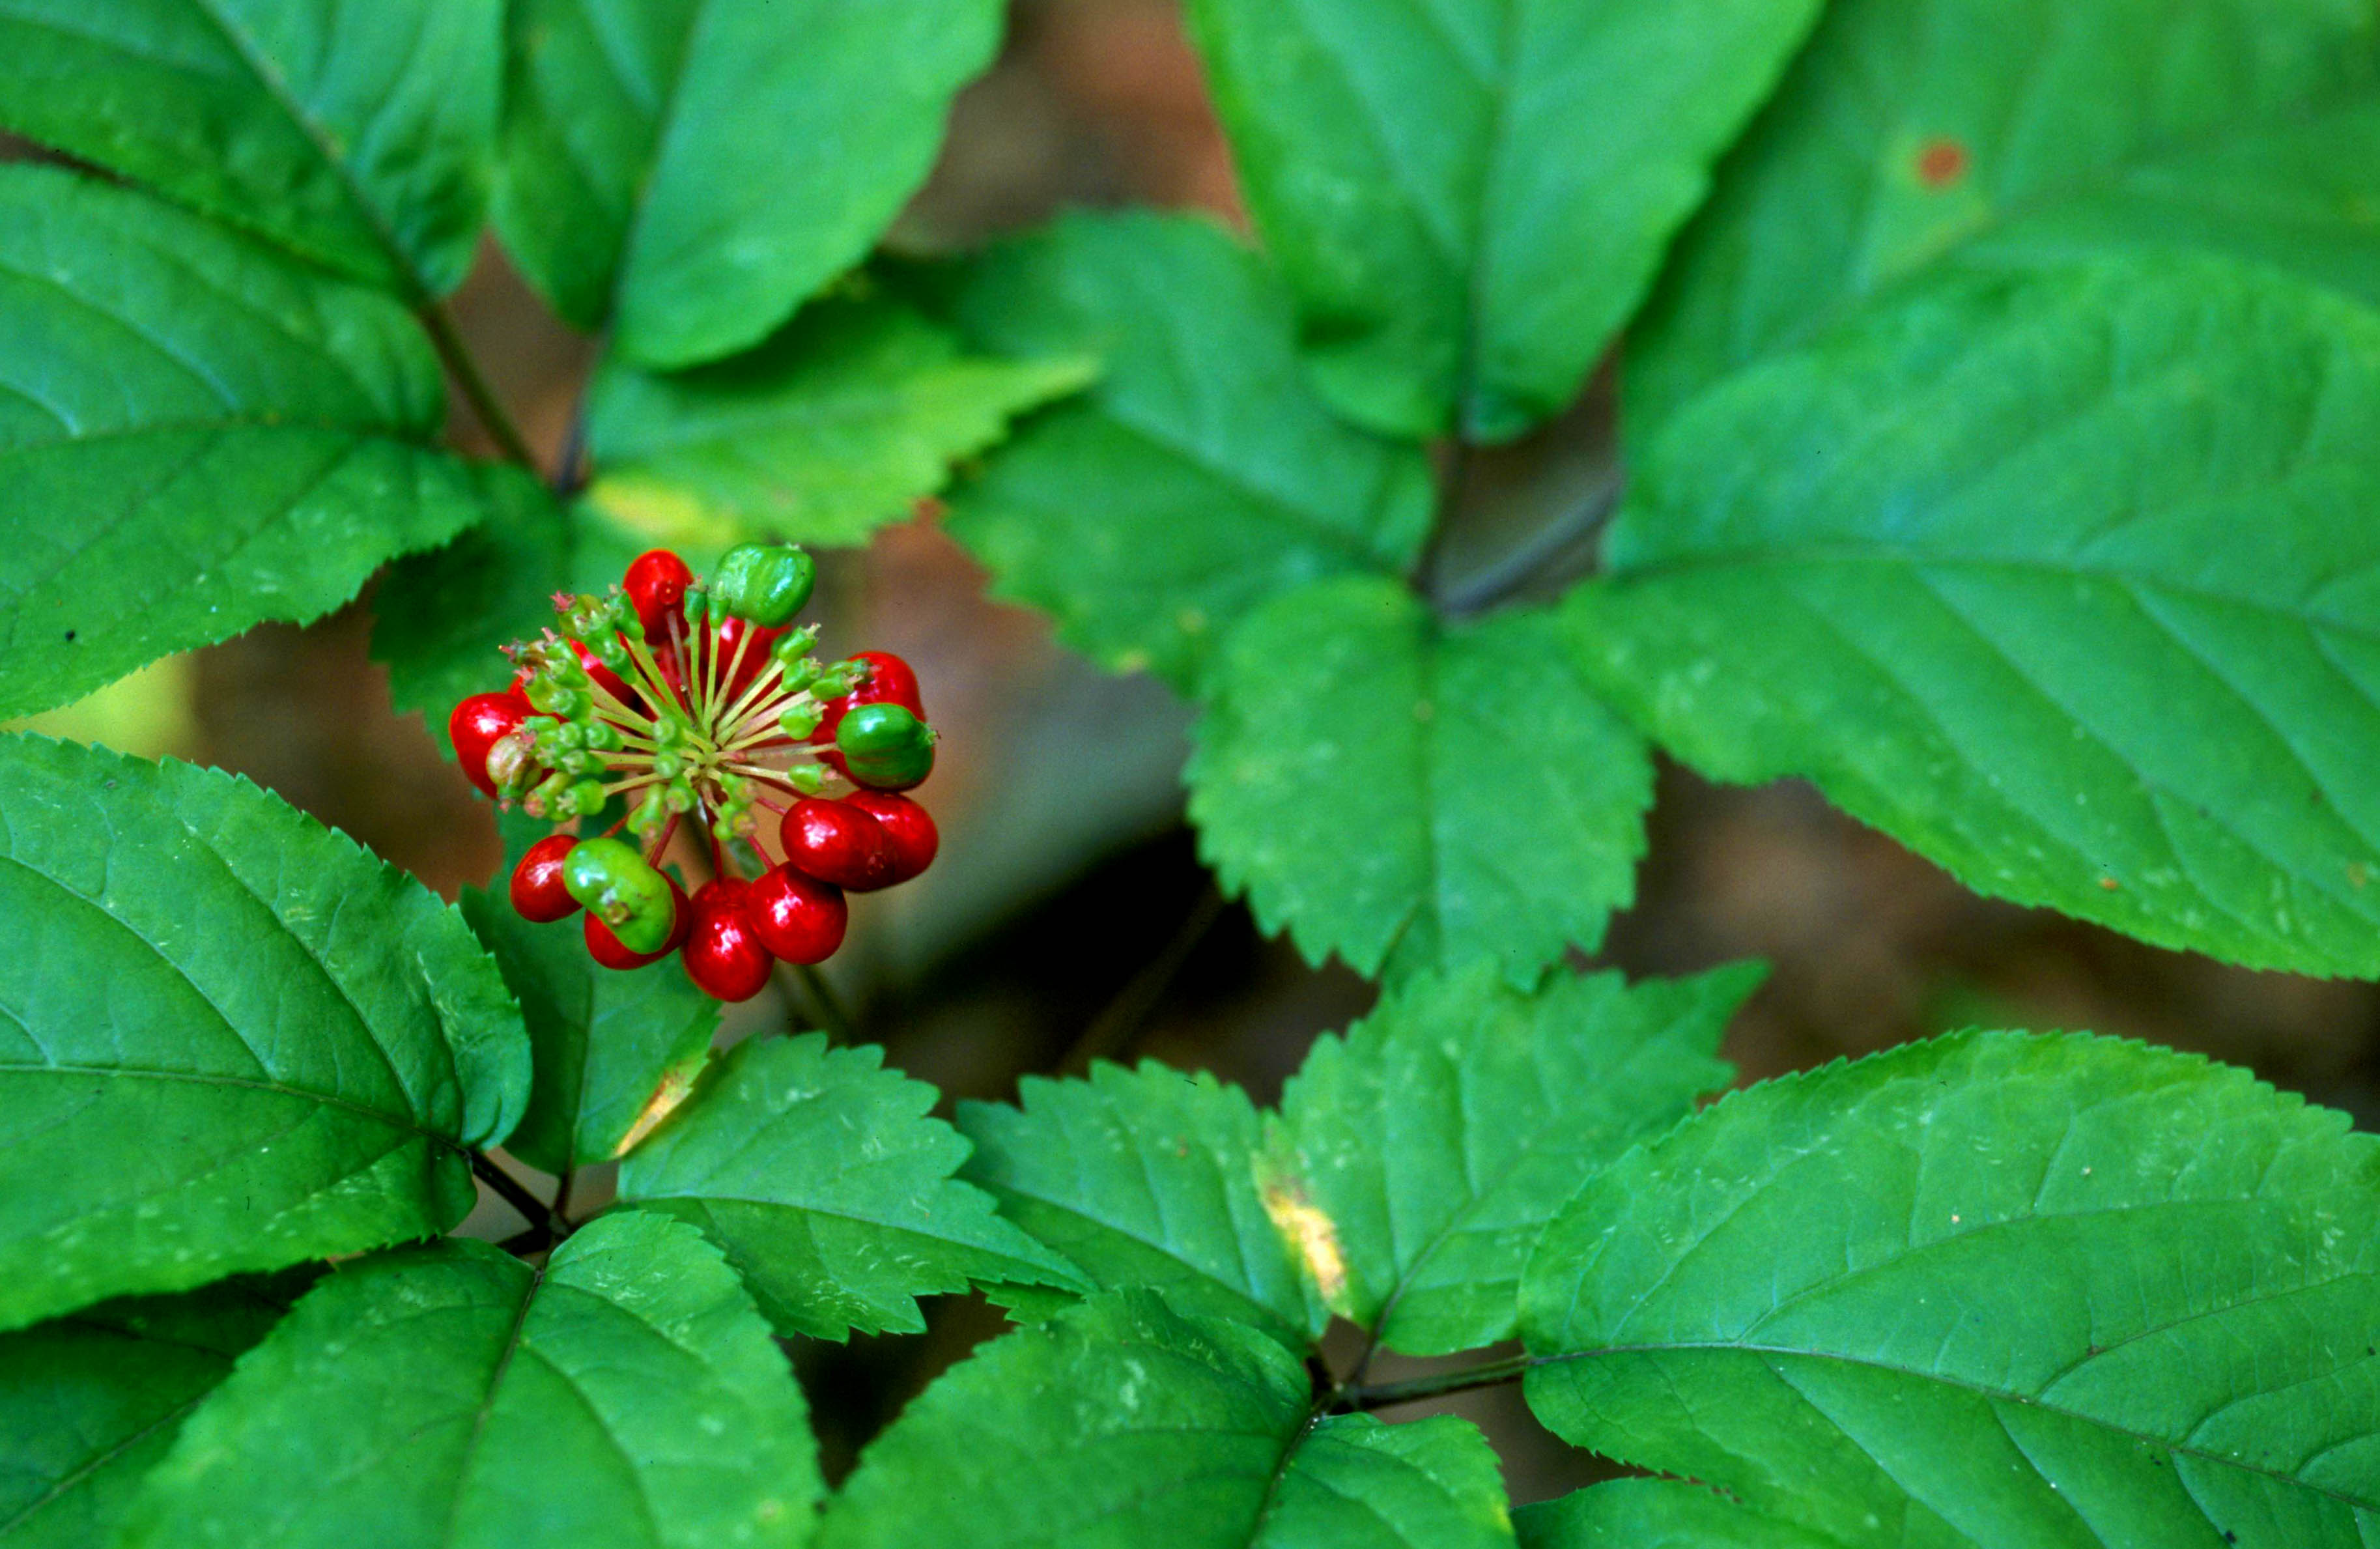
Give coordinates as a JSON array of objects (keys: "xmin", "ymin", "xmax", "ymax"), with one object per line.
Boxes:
[
  {"xmin": 1515, "ymin": 1481, "xmax": 1845, "ymax": 1549},
  {"xmin": 1520, "ymin": 1030, "xmax": 2380, "ymax": 1548},
  {"xmin": 0, "ymin": 0, "xmax": 498, "ymax": 296},
  {"xmin": 460, "ymin": 815, "xmax": 717, "ymax": 1176},
  {"xmin": 1190, "ymin": 575, "xmax": 1652, "ymax": 986},
  {"xmin": 616, "ymin": 1034, "xmax": 1084, "ymax": 1341},
  {"xmin": 586, "ymin": 294, "xmax": 1092, "ymax": 550},
  {"xmin": 940, "ymin": 211, "xmax": 1434, "ymax": 690},
  {"xmin": 497, "ymin": 0, "xmax": 1002, "ymax": 365},
  {"xmin": 373, "ymin": 479, "xmax": 648, "ymax": 757},
  {"xmin": 119, "ymin": 1213, "xmax": 821, "ymax": 1549},
  {"xmin": 1626, "ymin": 0, "xmax": 2380, "ymax": 429},
  {"xmin": 0, "ymin": 165, "xmax": 484, "ymax": 721},
  {"xmin": 1571, "ymin": 257, "xmax": 2380, "ymax": 978},
  {"xmin": 0, "ymin": 735, "xmax": 529, "ymax": 1332},
  {"xmin": 956, "ymin": 1060, "xmax": 1326, "ymax": 1350},
  {"xmin": 1275, "ymin": 962, "xmax": 1757, "ymax": 1356},
  {"xmin": 1185, "ymin": 0, "xmax": 1822, "ymax": 441},
  {"xmin": 0, "ymin": 1272, "xmax": 309, "ymax": 1548},
  {"xmin": 821, "ymin": 1289, "xmax": 1515, "ymax": 1549}
]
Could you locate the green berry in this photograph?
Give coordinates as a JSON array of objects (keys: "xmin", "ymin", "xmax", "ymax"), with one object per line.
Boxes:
[
  {"xmin": 711, "ymin": 543, "xmax": 817, "ymax": 627},
  {"xmin": 561, "ymin": 838, "xmax": 678, "ymax": 954}
]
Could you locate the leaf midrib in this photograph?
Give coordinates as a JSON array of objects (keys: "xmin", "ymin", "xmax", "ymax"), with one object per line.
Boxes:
[
  {"xmin": 1537, "ymin": 1338, "xmax": 2380, "ymax": 1516},
  {"xmin": 3, "ymin": 1063, "xmax": 464, "ymax": 1153},
  {"xmin": 182, "ymin": 0, "xmax": 434, "ymax": 301}
]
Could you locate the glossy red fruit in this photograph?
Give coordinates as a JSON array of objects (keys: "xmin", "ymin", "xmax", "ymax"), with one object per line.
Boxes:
[
  {"xmin": 450, "ymin": 692, "xmax": 529, "ymax": 799},
  {"xmin": 747, "ymin": 866, "xmax": 847, "ymax": 965},
  {"xmin": 584, "ymin": 876, "xmax": 690, "ymax": 969},
  {"xmin": 510, "ymin": 834, "xmax": 582, "ymax": 922},
  {"xmin": 625, "ymin": 549, "xmax": 694, "ymax": 637},
  {"xmin": 683, "ymin": 880, "xmax": 774, "ymax": 1002},
  {"xmin": 843, "ymin": 792, "xmax": 938, "ymax": 884},
  {"xmin": 810, "ymin": 650, "xmax": 925, "ymax": 744},
  {"xmin": 780, "ymin": 797, "xmax": 894, "ymax": 891}
]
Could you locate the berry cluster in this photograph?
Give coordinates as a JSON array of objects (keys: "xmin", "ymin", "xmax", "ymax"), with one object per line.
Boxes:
[{"xmin": 447, "ymin": 544, "xmax": 941, "ymax": 1001}]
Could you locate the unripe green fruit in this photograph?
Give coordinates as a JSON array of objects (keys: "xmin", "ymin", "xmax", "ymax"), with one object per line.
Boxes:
[
  {"xmin": 836, "ymin": 703, "xmax": 937, "ymax": 791},
  {"xmin": 711, "ymin": 543, "xmax": 817, "ymax": 627},
  {"xmin": 561, "ymin": 838, "xmax": 679, "ymax": 954}
]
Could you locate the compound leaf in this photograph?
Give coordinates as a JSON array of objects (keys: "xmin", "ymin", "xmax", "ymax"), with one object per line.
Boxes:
[
  {"xmin": 821, "ymin": 1290, "xmax": 1515, "ymax": 1549},
  {"xmin": 498, "ymin": 0, "xmax": 1001, "ymax": 365},
  {"xmin": 616, "ymin": 1034, "xmax": 1084, "ymax": 1341},
  {"xmin": 460, "ymin": 815, "xmax": 718, "ymax": 1176},
  {"xmin": 1521, "ymin": 1030, "xmax": 2380, "ymax": 1549},
  {"xmin": 1572, "ymin": 257, "xmax": 2380, "ymax": 978},
  {"xmin": 0, "ymin": 1272, "xmax": 309, "ymax": 1549},
  {"xmin": 957, "ymin": 1060, "xmax": 1326, "ymax": 1350},
  {"xmin": 0, "ymin": 735, "xmax": 529, "ymax": 1332},
  {"xmin": 119, "ymin": 1213, "xmax": 820, "ymax": 1549},
  {"xmin": 1628, "ymin": 0, "xmax": 2380, "ymax": 428},
  {"xmin": 588, "ymin": 294, "xmax": 1092, "ymax": 550},
  {"xmin": 0, "ymin": 0, "xmax": 499, "ymax": 296},
  {"xmin": 1191, "ymin": 575, "xmax": 1651, "ymax": 986},
  {"xmin": 941, "ymin": 212, "xmax": 1434, "ymax": 690},
  {"xmin": 1187, "ymin": 0, "xmax": 1822, "ymax": 440},
  {"xmin": 1275, "ymin": 962, "xmax": 1757, "ymax": 1356},
  {"xmin": 0, "ymin": 165, "xmax": 484, "ymax": 720}
]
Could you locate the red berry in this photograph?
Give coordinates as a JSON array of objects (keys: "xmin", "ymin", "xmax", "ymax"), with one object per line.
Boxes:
[
  {"xmin": 810, "ymin": 650, "xmax": 925, "ymax": 745},
  {"xmin": 584, "ymin": 875, "xmax": 690, "ymax": 969},
  {"xmin": 748, "ymin": 866, "xmax": 847, "ymax": 965},
  {"xmin": 625, "ymin": 549, "xmax": 693, "ymax": 637},
  {"xmin": 682, "ymin": 880, "xmax": 775, "ymax": 1002},
  {"xmin": 449, "ymin": 692, "xmax": 528, "ymax": 799},
  {"xmin": 510, "ymin": 834, "xmax": 581, "ymax": 922},
  {"xmin": 780, "ymin": 797, "xmax": 895, "ymax": 891},
  {"xmin": 843, "ymin": 793, "xmax": 938, "ymax": 884}
]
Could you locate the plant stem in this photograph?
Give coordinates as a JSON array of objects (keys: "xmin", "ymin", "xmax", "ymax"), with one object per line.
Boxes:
[
  {"xmin": 419, "ymin": 302, "xmax": 539, "ymax": 471},
  {"xmin": 798, "ymin": 963, "xmax": 861, "ymax": 1045},
  {"xmin": 1331, "ymin": 1354, "xmax": 1535, "ymax": 1414},
  {"xmin": 472, "ymin": 1153, "xmax": 571, "ymax": 1244},
  {"xmin": 1056, "ymin": 886, "xmax": 1228, "ymax": 1075}
]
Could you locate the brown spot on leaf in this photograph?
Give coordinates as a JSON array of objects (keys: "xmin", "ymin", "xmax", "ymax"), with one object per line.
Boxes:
[{"xmin": 1916, "ymin": 137, "xmax": 1970, "ymax": 190}]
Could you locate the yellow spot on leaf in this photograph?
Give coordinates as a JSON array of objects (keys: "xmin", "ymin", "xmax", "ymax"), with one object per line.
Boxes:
[
  {"xmin": 1262, "ymin": 1177, "xmax": 1346, "ymax": 1305},
  {"xmin": 613, "ymin": 1064, "xmax": 701, "ymax": 1159}
]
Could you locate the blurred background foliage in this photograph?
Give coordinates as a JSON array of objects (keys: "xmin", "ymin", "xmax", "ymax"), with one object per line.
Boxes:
[{"xmin": 10, "ymin": 0, "xmax": 2376, "ymax": 1497}]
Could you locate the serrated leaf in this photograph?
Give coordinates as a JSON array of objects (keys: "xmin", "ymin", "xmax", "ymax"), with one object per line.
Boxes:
[
  {"xmin": 1275, "ymin": 962, "xmax": 1757, "ymax": 1356},
  {"xmin": 0, "ymin": 1272, "xmax": 309, "ymax": 1548},
  {"xmin": 1185, "ymin": 0, "xmax": 1821, "ymax": 441},
  {"xmin": 821, "ymin": 1289, "xmax": 1515, "ymax": 1549},
  {"xmin": 1190, "ymin": 575, "xmax": 1651, "ymax": 986},
  {"xmin": 1627, "ymin": 0, "xmax": 2380, "ymax": 429},
  {"xmin": 0, "ymin": 165, "xmax": 484, "ymax": 721},
  {"xmin": 119, "ymin": 1213, "xmax": 819, "ymax": 1549},
  {"xmin": 1571, "ymin": 257, "xmax": 2380, "ymax": 978},
  {"xmin": 498, "ymin": 0, "xmax": 1000, "ymax": 365},
  {"xmin": 0, "ymin": 0, "xmax": 498, "ymax": 296},
  {"xmin": 461, "ymin": 816, "xmax": 717, "ymax": 1176},
  {"xmin": 940, "ymin": 211, "xmax": 1434, "ymax": 690},
  {"xmin": 1520, "ymin": 1030, "xmax": 2380, "ymax": 1548},
  {"xmin": 372, "ymin": 474, "xmax": 646, "ymax": 756},
  {"xmin": 956, "ymin": 1060, "xmax": 1326, "ymax": 1350},
  {"xmin": 586, "ymin": 294, "xmax": 1092, "ymax": 550},
  {"xmin": 615, "ymin": 1034, "xmax": 1084, "ymax": 1341},
  {"xmin": 1515, "ymin": 1481, "xmax": 1846, "ymax": 1549},
  {"xmin": 0, "ymin": 735, "xmax": 529, "ymax": 1332}
]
